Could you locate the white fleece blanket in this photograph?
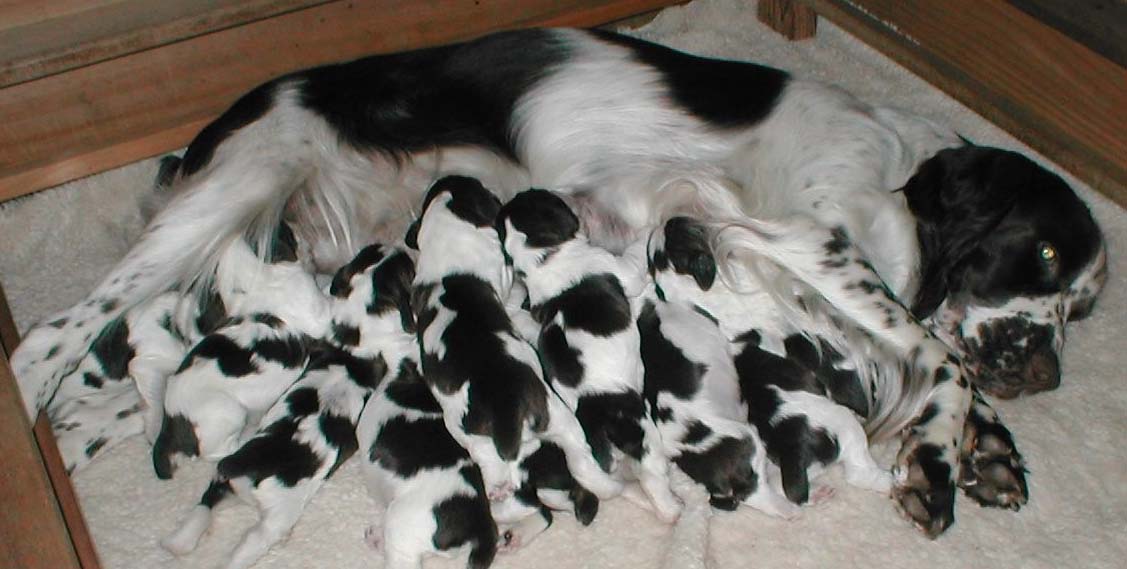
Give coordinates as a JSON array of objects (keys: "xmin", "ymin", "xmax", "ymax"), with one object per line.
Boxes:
[{"xmin": 2, "ymin": 1, "xmax": 1125, "ymax": 568}]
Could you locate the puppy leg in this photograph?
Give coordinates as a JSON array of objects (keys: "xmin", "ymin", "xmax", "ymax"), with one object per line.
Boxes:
[
  {"xmin": 162, "ymin": 477, "xmax": 232, "ymax": 555},
  {"xmin": 539, "ymin": 394, "xmax": 624, "ymax": 500},
  {"xmin": 498, "ymin": 508, "xmax": 552, "ymax": 553},
  {"xmin": 794, "ymin": 392, "xmax": 892, "ymax": 495},
  {"xmin": 633, "ymin": 416, "xmax": 682, "ymax": 522},
  {"xmin": 226, "ymin": 483, "xmax": 311, "ymax": 569},
  {"xmin": 958, "ymin": 390, "xmax": 1028, "ymax": 510}
]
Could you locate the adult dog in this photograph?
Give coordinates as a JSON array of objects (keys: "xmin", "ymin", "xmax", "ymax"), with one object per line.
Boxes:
[{"xmin": 13, "ymin": 28, "xmax": 1106, "ymax": 537}]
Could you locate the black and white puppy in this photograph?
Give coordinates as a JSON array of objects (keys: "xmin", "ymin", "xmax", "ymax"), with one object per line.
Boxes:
[
  {"xmin": 636, "ymin": 297, "xmax": 798, "ymax": 518},
  {"xmin": 161, "ymin": 244, "xmax": 412, "ymax": 568},
  {"xmin": 407, "ymin": 175, "xmax": 622, "ymax": 503},
  {"xmin": 648, "ymin": 217, "xmax": 893, "ymax": 506},
  {"xmin": 496, "ymin": 189, "xmax": 679, "ymax": 522},
  {"xmin": 151, "ymin": 236, "xmax": 329, "ymax": 478}
]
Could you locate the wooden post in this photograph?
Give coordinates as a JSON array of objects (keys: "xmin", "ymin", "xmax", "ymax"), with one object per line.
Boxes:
[
  {"xmin": 0, "ymin": 282, "xmax": 100, "ymax": 569},
  {"xmin": 757, "ymin": 0, "xmax": 817, "ymax": 40}
]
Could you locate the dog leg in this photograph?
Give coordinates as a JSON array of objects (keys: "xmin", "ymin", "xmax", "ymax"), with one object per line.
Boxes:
[
  {"xmin": 226, "ymin": 485, "xmax": 309, "ymax": 569},
  {"xmin": 50, "ymin": 383, "xmax": 144, "ymax": 474},
  {"xmin": 162, "ymin": 477, "xmax": 232, "ymax": 555},
  {"xmin": 540, "ymin": 393, "xmax": 624, "ymax": 500},
  {"xmin": 958, "ymin": 389, "xmax": 1028, "ymax": 510},
  {"xmin": 634, "ymin": 418, "xmax": 683, "ymax": 522}
]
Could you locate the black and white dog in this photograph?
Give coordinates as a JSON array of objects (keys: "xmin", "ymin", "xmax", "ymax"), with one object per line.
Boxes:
[
  {"xmin": 496, "ymin": 189, "xmax": 680, "ymax": 522},
  {"xmin": 151, "ymin": 236, "xmax": 329, "ymax": 478},
  {"xmin": 647, "ymin": 217, "xmax": 893, "ymax": 506},
  {"xmin": 160, "ymin": 244, "xmax": 413, "ymax": 568},
  {"xmin": 636, "ymin": 297, "xmax": 800, "ymax": 518},
  {"xmin": 14, "ymin": 28, "xmax": 1106, "ymax": 536},
  {"xmin": 407, "ymin": 175, "xmax": 622, "ymax": 503}
]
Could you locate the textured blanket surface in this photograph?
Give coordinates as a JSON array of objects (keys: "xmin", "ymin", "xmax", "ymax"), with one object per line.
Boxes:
[{"xmin": 2, "ymin": 1, "xmax": 1125, "ymax": 568}]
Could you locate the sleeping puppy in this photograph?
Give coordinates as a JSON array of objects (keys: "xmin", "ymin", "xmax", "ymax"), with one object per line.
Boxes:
[
  {"xmin": 164, "ymin": 345, "xmax": 383, "ymax": 569},
  {"xmin": 636, "ymin": 297, "xmax": 798, "ymax": 518},
  {"xmin": 407, "ymin": 175, "xmax": 622, "ymax": 503},
  {"xmin": 647, "ymin": 217, "xmax": 893, "ymax": 505},
  {"xmin": 496, "ymin": 188, "xmax": 680, "ymax": 522},
  {"xmin": 162, "ymin": 244, "xmax": 411, "ymax": 568},
  {"xmin": 152, "ymin": 233, "xmax": 329, "ymax": 478},
  {"xmin": 358, "ymin": 348, "xmax": 502, "ymax": 569}
]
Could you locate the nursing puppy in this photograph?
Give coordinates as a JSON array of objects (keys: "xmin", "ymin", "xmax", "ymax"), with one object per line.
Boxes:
[
  {"xmin": 162, "ymin": 244, "xmax": 412, "ymax": 567},
  {"xmin": 636, "ymin": 297, "xmax": 798, "ymax": 518},
  {"xmin": 407, "ymin": 175, "xmax": 622, "ymax": 503},
  {"xmin": 152, "ymin": 234, "xmax": 329, "ymax": 478},
  {"xmin": 496, "ymin": 188, "xmax": 679, "ymax": 522},
  {"xmin": 649, "ymin": 215, "xmax": 892, "ymax": 502}
]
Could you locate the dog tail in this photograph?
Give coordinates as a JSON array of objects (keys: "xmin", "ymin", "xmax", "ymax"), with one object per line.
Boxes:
[
  {"xmin": 151, "ymin": 412, "xmax": 200, "ymax": 479},
  {"xmin": 9, "ymin": 80, "xmax": 394, "ymax": 420},
  {"xmin": 712, "ymin": 217, "xmax": 937, "ymax": 440}
]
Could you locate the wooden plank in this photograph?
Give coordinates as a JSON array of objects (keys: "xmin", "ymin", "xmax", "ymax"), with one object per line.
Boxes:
[
  {"xmin": 0, "ymin": 0, "xmax": 330, "ymax": 88},
  {"xmin": 0, "ymin": 284, "xmax": 102, "ymax": 569},
  {"xmin": 0, "ymin": 352, "xmax": 83, "ymax": 569},
  {"xmin": 0, "ymin": 0, "xmax": 684, "ymax": 203},
  {"xmin": 1008, "ymin": 0, "xmax": 1127, "ymax": 69},
  {"xmin": 807, "ymin": 0, "xmax": 1127, "ymax": 208},
  {"xmin": 757, "ymin": 0, "xmax": 817, "ymax": 40}
]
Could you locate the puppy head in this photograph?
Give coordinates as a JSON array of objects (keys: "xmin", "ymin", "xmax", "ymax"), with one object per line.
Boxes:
[
  {"xmin": 904, "ymin": 145, "xmax": 1107, "ymax": 397},
  {"xmin": 673, "ymin": 435, "xmax": 759, "ymax": 511},
  {"xmin": 496, "ymin": 189, "xmax": 581, "ymax": 269},
  {"xmin": 405, "ymin": 175, "xmax": 502, "ymax": 249},
  {"xmin": 647, "ymin": 217, "xmax": 717, "ymax": 291}
]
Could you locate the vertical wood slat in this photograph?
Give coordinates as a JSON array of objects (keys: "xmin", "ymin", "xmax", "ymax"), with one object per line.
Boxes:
[
  {"xmin": 806, "ymin": 0, "xmax": 1127, "ymax": 207},
  {"xmin": 0, "ymin": 0, "xmax": 686, "ymax": 203},
  {"xmin": 757, "ymin": 0, "xmax": 817, "ymax": 40},
  {"xmin": 0, "ymin": 284, "xmax": 94, "ymax": 569}
]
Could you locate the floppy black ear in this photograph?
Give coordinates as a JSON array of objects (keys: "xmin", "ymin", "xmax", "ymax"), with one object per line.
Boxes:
[
  {"xmin": 663, "ymin": 217, "xmax": 717, "ymax": 290},
  {"xmin": 902, "ymin": 146, "xmax": 1024, "ymax": 316},
  {"xmin": 403, "ymin": 218, "xmax": 421, "ymax": 250},
  {"xmin": 370, "ymin": 251, "xmax": 418, "ymax": 334}
]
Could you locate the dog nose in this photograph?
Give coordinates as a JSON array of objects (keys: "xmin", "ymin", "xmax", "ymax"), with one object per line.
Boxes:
[{"xmin": 1024, "ymin": 348, "xmax": 1060, "ymax": 392}]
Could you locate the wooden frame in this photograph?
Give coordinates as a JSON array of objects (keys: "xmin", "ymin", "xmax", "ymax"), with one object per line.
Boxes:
[
  {"xmin": 0, "ymin": 0, "xmax": 684, "ymax": 203},
  {"xmin": 785, "ymin": 0, "xmax": 1127, "ymax": 207}
]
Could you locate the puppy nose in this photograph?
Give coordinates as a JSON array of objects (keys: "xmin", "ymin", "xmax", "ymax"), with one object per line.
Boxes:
[{"xmin": 1024, "ymin": 348, "xmax": 1060, "ymax": 392}]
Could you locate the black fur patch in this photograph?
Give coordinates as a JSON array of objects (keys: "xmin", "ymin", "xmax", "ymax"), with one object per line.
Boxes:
[
  {"xmin": 638, "ymin": 301, "xmax": 707, "ymax": 401},
  {"xmin": 575, "ymin": 392, "xmax": 647, "ymax": 471},
  {"xmin": 497, "ymin": 189, "xmax": 581, "ymax": 248},
  {"xmin": 369, "ymin": 415, "xmax": 467, "ymax": 477},
  {"xmin": 152, "ymin": 413, "xmax": 200, "ymax": 479},
  {"xmin": 432, "ymin": 493, "xmax": 497, "ymax": 569},
  {"xmin": 531, "ymin": 274, "xmax": 632, "ymax": 337},
  {"xmin": 673, "ymin": 436, "xmax": 759, "ymax": 510},
  {"xmin": 538, "ymin": 323, "xmax": 584, "ymax": 388},
  {"xmin": 90, "ymin": 316, "xmax": 134, "ymax": 380},
  {"xmin": 217, "ymin": 417, "xmax": 320, "ymax": 487},
  {"xmin": 661, "ymin": 217, "xmax": 717, "ymax": 290},
  {"xmin": 180, "ymin": 82, "xmax": 275, "ymax": 177},
  {"xmin": 329, "ymin": 243, "xmax": 385, "ymax": 298},
  {"xmin": 177, "ymin": 334, "xmax": 258, "ymax": 376},
  {"xmin": 682, "ymin": 420, "xmax": 712, "ymax": 446},
  {"xmin": 332, "ymin": 322, "xmax": 360, "ymax": 347}
]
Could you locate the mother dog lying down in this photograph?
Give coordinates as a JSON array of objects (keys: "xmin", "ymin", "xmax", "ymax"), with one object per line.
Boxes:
[{"xmin": 13, "ymin": 27, "xmax": 1106, "ymax": 537}]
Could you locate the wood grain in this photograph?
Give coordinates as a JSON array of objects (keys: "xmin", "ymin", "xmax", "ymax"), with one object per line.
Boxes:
[
  {"xmin": 806, "ymin": 0, "xmax": 1127, "ymax": 207},
  {"xmin": 0, "ymin": 0, "xmax": 329, "ymax": 87},
  {"xmin": 0, "ymin": 0, "xmax": 684, "ymax": 203},
  {"xmin": 757, "ymin": 0, "xmax": 817, "ymax": 40}
]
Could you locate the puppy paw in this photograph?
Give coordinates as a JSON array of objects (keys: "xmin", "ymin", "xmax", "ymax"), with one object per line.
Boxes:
[
  {"xmin": 498, "ymin": 529, "xmax": 521, "ymax": 554},
  {"xmin": 958, "ymin": 400, "xmax": 1028, "ymax": 511},
  {"xmin": 363, "ymin": 524, "xmax": 384, "ymax": 552},
  {"xmin": 893, "ymin": 437, "xmax": 956, "ymax": 539},
  {"xmin": 807, "ymin": 484, "xmax": 836, "ymax": 506},
  {"xmin": 488, "ymin": 481, "xmax": 516, "ymax": 502}
]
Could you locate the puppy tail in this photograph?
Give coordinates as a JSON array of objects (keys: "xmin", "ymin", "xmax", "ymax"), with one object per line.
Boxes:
[{"xmin": 152, "ymin": 413, "xmax": 199, "ymax": 479}]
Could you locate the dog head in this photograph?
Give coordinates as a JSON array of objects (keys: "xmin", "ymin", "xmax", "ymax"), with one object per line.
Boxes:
[
  {"xmin": 904, "ymin": 145, "xmax": 1107, "ymax": 398},
  {"xmin": 496, "ymin": 188, "xmax": 581, "ymax": 271},
  {"xmin": 405, "ymin": 175, "xmax": 503, "ymax": 250}
]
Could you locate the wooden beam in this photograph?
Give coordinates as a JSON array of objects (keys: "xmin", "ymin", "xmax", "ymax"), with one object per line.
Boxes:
[
  {"xmin": 806, "ymin": 0, "xmax": 1127, "ymax": 207},
  {"xmin": 758, "ymin": 0, "xmax": 817, "ymax": 40},
  {"xmin": 0, "ymin": 0, "xmax": 684, "ymax": 203}
]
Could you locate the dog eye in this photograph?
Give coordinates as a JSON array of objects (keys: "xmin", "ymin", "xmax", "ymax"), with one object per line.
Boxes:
[{"xmin": 1038, "ymin": 242, "xmax": 1058, "ymax": 264}]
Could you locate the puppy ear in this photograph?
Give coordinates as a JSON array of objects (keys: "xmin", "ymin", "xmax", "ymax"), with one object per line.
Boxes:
[
  {"xmin": 371, "ymin": 252, "xmax": 418, "ymax": 334},
  {"xmin": 901, "ymin": 146, "xmax": 1023, "ymax": 317},
  {"xmin": 663, "ymin": 217, "xmax": 717, "ymax": 290},
  {"xmin": 404, "ymin": 218, "xmax": 421, "ymax": 250}
]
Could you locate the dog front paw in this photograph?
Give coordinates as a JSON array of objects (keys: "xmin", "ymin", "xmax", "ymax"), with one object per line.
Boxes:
[
  {"xmin": 958, "ymin": 397, "xmax": 1028, "ymax": 510},
  {"xmin": 894, "ymin": 437, "xmax": 956, "ymax": 539}
]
